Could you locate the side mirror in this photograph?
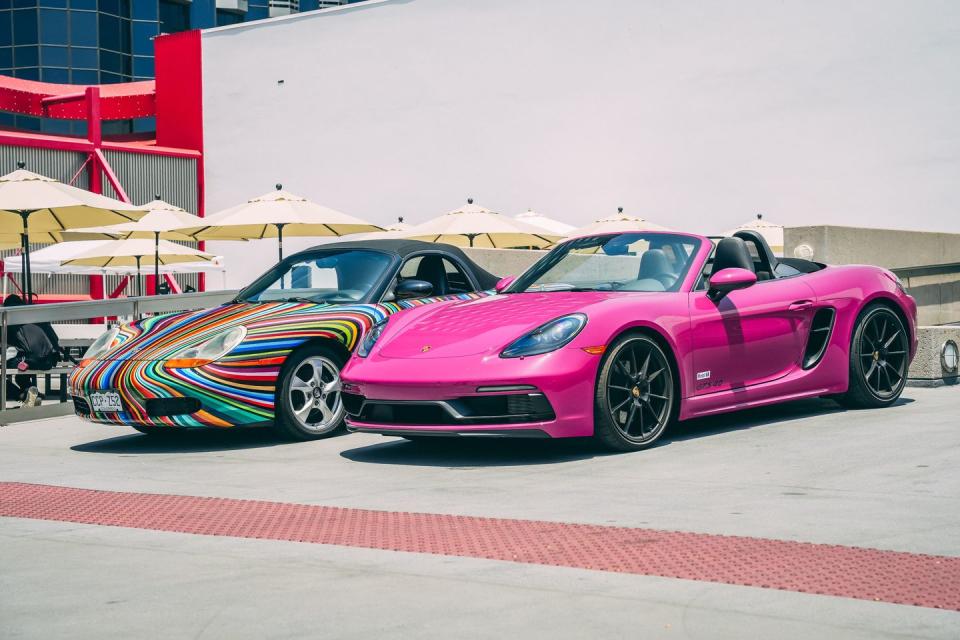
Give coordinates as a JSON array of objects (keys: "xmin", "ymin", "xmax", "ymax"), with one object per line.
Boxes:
[
  {"xmin": 708, "ymin": 268, "xmax": 757, "ymax": 301},
  {"xmin": 495, "ymin": 275, "xmax": 516, "ymax": 293},
  {"xmin": 395, "ymin": 279, "xmax": 433, "ymax": 300}
]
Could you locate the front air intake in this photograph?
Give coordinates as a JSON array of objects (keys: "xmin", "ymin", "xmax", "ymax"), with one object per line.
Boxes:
[{"xmin": 802, "ymin": 308, "xmax": 836, "ymax": 369}]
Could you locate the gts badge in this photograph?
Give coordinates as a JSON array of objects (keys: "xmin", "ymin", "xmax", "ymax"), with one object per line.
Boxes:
[{"xmin": 696, "ymin": 370, "xmax": 724, "ymax": 391}]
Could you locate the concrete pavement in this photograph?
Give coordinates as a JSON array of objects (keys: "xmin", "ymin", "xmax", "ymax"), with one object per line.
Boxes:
[{"xmin": 1, "ymin": 387, "xmax": 959, "ymax": 638}]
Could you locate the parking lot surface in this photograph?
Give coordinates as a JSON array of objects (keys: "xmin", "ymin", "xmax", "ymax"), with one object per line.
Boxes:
[{"xmin": 2, "ymin": 388, "xmax": 959, "ymax": 639}]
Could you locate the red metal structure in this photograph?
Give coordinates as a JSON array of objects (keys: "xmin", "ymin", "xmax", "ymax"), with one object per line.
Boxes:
[{"xmin": 0, "ymin": 31, "xmax": 205, "ymax": 301}]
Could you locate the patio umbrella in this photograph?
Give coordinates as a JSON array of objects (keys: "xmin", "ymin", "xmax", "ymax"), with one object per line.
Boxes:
[
  {"xmin": 564, "ymin": 207, "xmax": 672, "ymax": 238},
  {"xmin": 514, "ymin": 209, "xmax": 575, "ymax": 235},
  {"xmin": 63, "ymin": 198, "xmax": 205, "ymax": 292},
  {"xmin": 62, "ymin": 238, "xmax": 215, "ymax": 297},
  {"xmin": 0, "ymin": 165, "xmax": 145, "ymax": 302},
  {"xmin": 401, "ymin": 199, "xmax": 560, "ymax": 248},
  {"xmin": 721, "ymin": 214, "xmax": 784, "ymax": 256},
  {"xmin": 177, "ymin": 185, "xmax": 382, "ymax": 262},
  {"xmin": 386, "ymin": 216, "xmax": 411, "ymax": 232}
]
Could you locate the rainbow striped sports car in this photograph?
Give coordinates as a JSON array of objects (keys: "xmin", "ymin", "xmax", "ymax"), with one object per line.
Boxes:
[{"xmin": 69, "ymin": 240, "xmax": 498, "ymax": 439}]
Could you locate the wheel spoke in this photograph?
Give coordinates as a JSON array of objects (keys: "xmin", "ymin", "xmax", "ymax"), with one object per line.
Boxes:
[
  {"xmin": 317, "ymin": 400, "xmax": 334, "ymax": 423},
  {"xmin": 615, "ymin": 361, "xmax": 632, "ymax": 379},
  {"xmin": 623, "ymin": 402, "xmax": 637, "ymax": 434},
  {"xmin": 883, "ymin": 330, "xmax": 901, "ymax": 349},
  {"xmin": 294, "ymin": 402, "xmax": 312, "ymax": 421},
  {"xmin": 639, "ymin": 352, "xmax": 650, "ymax": 378},
  {"xmin": 646, "ymin": 368, "xmax": 664, "ymax": 383},
  {"xmin": 864, "ymin": 360, "xmax": 878, "ymax": 385},
  {"xmin": 612, "ymin": 397, "xmax": 632, "ymax": 413},
  {"xmin": 642, "ymin": 402, "xmax": 659, "ymax": 435},
  {"xmin": 628, "ymin": 347, "xmax": 638, "ymax": 378},
  {"xmin": 323, "ymin": 377, "xmax": 342, "ymax": 394},
  {"xmin": 290, "ymin": 377, "xmax": 312, "ymax": 393},
  {"xmin": 647, "ymin": 393, "xmax": 668, "ymax": 400},
  {"xmin": 886, "ymin": 350, "xmax": 906, "ymax": 355},
  {"xmin": 636, "ymin": 400, "xmax": 645, "ymax": 435},
  {"xmin": 609, "ymin": 384, "xmax": 633, "ymax": 392},
  {"xmin": 886, "ymin": 364, "xmax": 903, "ymax": 383}
]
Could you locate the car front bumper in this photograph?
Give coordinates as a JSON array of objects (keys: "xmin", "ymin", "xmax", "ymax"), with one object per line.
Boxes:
[
  {"xmin": 68, "ymin": 358, "xmax": 279, "ymax": 428},
  {"xmin": 340, "ymin": 348, "xmax": 601, "ymax": 439}
]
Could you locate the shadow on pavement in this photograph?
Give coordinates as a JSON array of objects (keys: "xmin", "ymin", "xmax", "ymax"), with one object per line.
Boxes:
[
  {"xmin": 340, "ymin": 437, "xmax": 612, "ymax": 467},
  {"xmin": 70, "ymin": 427, "xmax": 311, "ymax": 454},
  {"xmin": 341, "ymin": 396, "xmax": 916, "ymax": 466}
]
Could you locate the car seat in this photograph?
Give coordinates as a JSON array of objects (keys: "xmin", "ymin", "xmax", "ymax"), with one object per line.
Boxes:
[
  {"xmin": 637, "ymin": 249, "xmax": 677, "ymax": 289},
  {"xmin": 711, "ymin": 237, "xmax": 755, "ymax": 273},
  {"xmin": 414, "ymin": 255, "xmax": 449, "ymax": 296}
]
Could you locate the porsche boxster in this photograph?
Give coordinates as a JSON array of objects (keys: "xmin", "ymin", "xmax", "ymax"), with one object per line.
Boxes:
[
  {"xmin": 69, "ymin": 239, "xmax": 498, "ymax": 439},
  {"xmin": 341, "ymin": 230, "xmax": 917, "ymax": 450}
]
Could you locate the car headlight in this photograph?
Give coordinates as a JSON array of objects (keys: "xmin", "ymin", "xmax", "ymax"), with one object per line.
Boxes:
[
  {"xmin": 501, "ymin": 314, "xmax": 587, "ymax": 358},
  {"xmin": 357, "ymin": 319, "xmax": 387, "ymax": 358},
  {"xmin": 79, "ymin": 326, "xmax": 121, "ymax": 366},
  {"xmin": 165, "ymin": 326, "xmax": 247, "ymax": 368}
]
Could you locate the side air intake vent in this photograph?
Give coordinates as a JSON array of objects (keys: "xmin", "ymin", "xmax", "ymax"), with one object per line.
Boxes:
[{"xmin": 802, "ymin": 308, "xmax": 836, "ymax": 369}]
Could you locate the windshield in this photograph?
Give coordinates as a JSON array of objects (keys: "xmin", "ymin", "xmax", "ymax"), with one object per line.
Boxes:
[
  {"xmin": 238, "ymin": 249, "xmax": 393, "ymax": 304},
  {"xmin": 509, "ymin": 233, "xmax": 701, "ymax": 293}
]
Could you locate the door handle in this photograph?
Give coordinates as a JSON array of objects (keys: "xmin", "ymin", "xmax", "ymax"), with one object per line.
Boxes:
[{"xmin": 789, "ymin": 300, "xmax": 813, "ymax": 311}]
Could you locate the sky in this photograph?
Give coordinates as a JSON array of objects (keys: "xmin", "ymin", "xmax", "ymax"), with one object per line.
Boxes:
[{"xmin": 201, "ymin": 0, "xmax": 960, "ymax": 286}]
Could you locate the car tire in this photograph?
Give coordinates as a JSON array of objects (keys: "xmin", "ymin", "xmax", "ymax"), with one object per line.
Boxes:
[
  {"xmin": 272, "ymin": 343, "xmax": 347, "ymax": 441},
  {"xmin": 593, "ymin": 333, "xmax": 676, "ymax": 451},
  {"xmin": 837, "ymin": 304, "xmax": 909, "ymax": 409}
]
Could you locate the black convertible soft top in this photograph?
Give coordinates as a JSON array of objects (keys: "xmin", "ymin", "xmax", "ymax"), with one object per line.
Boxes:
[{"xmin": 303, "ymin": 239, "xmax": 502, "ymax": 290}]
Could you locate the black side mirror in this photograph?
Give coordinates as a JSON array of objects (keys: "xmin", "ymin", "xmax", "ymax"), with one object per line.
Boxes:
[{"xmin": 395, "ymin": 279, "xmax": 433, "ymax": 300}]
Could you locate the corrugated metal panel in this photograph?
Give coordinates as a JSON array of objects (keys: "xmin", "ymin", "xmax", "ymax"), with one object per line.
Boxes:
[
  {"xmin": 1, "ymin": 145, "xmax": 202, "ymax": 298},
  {"xmin": 102, "ymin": 150, "xmax": 198, "ymax": 212},
  {"xmin": 0, "ymin": 145, "xmax": 89, "ymax": 189}
]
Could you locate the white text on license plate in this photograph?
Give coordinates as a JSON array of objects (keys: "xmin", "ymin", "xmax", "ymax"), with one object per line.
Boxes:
[{"xmin": 90, "ymin": 391, "xmax": 122, "ymax": 413}]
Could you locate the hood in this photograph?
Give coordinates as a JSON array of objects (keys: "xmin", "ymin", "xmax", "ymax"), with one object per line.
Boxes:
[
  {"xmin": 99, "ymin": 301, "xmax": 381, "ymax": 362},
  {"xmin": 378, "ymin": 292, "xmax": 619, "ymax": 359}
]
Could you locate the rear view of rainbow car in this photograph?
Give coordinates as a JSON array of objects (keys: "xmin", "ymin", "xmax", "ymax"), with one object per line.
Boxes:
[
  {"xmin": 69, "ymin": 240, "xmax": 498, "ymax": 440},
  {"xmin": 342, "ymin": 230, "xmax": 917, "ymax": 450}
]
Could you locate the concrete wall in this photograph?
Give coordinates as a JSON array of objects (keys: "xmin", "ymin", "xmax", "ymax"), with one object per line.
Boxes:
[
  {"xmin": 909, "ymin": 326, "xmax": 960, "ymax": 387},
  {"xmin": 784, "ymin": 225, "xmax": 960, "ymax": 325},
  {"xmin": 199, "ymin": 0, "xmax": 960, "ymax": 289}
]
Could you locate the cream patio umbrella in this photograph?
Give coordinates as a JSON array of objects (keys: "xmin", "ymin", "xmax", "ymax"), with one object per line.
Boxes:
[
  {"xmin": 401, "ymin": 199, "xmax": 561, "ymax": 248},
  {"xmin": 514, "ymin": 209, "xmax": 575, "ymax": 235},
  {"xmin": 63, "ymin": 238, "xmax": 216, "ymax": 297},
  {"xmin": 64, "ymin": 198, "xmax": 206, "ymax": 292},
  {"xmin": 721, "ymin": 214, "xmax": 784, "ymax": 256},
  {"xmin": 177, "ymin": 185, "xmax": 382, "ymax": 262},
  {"xmin": 564, "ymin": 208, "xmax": 672, "ymax": 239},
  {"xmin": 0, "ymin": 165, "xmax": 145, "ymax": 302}
]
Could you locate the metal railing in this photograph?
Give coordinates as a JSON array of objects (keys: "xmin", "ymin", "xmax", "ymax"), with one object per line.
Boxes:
[{"xmin": 1, "ymin": 290, "xmax": 238, "ymax": 412}]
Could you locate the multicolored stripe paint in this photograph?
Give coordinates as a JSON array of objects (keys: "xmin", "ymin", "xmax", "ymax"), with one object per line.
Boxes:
[{"xmin": 69, "ymin": 292, "xmax": 488, "ymax": 429}]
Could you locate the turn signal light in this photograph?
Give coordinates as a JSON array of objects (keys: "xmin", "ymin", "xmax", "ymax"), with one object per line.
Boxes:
[
  {"xmin": 582, "ymin": 345, "xmax": 607, "ymax": 355},
  {"xmin": 164, "ymin": 358, "xmax": 213, "ymax": 369}
]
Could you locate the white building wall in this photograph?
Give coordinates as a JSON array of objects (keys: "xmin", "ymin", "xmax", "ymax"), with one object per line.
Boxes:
[{"xmin": 200, "ymin": 0, "xmax": 960, "ymax": 287}]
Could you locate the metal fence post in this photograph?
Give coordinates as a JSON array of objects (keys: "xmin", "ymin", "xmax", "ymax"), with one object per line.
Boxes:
[{"xmin": 1, "ymin": 310, "xmax": 7, "ymax": 412}]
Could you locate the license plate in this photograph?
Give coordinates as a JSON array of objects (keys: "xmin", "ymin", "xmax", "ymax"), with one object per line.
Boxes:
[{"xmin": 90, "ymin": 391, "xmax": 122, "ymax": 413}]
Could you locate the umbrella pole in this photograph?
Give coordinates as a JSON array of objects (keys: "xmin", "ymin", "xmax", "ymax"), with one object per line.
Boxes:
[
  {"xmin": 276, "ymin": 223, "xmax": 286, "ymax": 289},
  {"xmin": 19, "ymin": 211, "xmax": 32, "ymax": 304},
  {"xmin": 136, "ymin": 256, "xmax": 142, "ymax": 297},
  {"xmin": 154, "ymin": 231, "xmax": 160, "ymax": 295},
  {"xmin": 277, "ymin": 223, "xmax": 285, "ymax": 262}
]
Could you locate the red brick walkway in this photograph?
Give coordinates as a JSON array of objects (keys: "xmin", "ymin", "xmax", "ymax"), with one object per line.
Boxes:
[{"xmin": 1, "ymin": 482, "xmax": 957, "ymax": 610}]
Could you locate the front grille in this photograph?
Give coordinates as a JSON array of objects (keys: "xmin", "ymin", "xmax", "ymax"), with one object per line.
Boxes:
[
  {"xmin": 72, "ymin": 395, "xmax": 91, "ymax": 416},
  {"xmin": 344, "ymin": 392, "xmax": 555, "ymax": 426}
]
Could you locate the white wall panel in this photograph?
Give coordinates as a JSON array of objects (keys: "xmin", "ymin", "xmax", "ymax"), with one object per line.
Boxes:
[{"xmin": 201, "ymin": 0, "xmax": 960, "ymax": 287}]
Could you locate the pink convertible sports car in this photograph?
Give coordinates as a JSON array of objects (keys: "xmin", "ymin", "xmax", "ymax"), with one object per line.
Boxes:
[{"xmin": 341, "ymin": 230, "xmax": 917, "ymax": 451}]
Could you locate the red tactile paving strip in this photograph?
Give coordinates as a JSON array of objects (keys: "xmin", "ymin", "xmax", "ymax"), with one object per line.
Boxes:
[{"xmin": 2, "ymin": 482, "xmax": 958, "ymax": 610}]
